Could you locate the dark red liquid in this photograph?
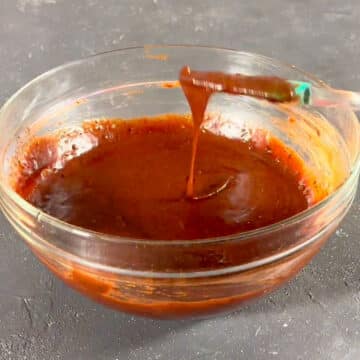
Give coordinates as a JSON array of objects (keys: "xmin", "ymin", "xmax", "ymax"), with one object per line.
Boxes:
[{"xmin": 14, "ymin": 115, "xmax": 311, "ymax": 240}]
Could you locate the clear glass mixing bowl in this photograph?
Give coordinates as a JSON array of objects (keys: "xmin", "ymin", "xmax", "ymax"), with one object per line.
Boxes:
[{"xmin": 0, "ymin": 46, "xmax": 358, "ymax": 318}]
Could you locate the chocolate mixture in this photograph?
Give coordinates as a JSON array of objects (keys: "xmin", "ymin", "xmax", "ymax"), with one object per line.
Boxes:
[{"xmin": 13, "ymin": 68, "xmax": 311, "ymax": 240}]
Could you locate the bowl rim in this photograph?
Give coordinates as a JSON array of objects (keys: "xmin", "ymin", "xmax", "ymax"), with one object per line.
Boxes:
[{"xmin": 0, "ymin": 44, "xmax": 359, "ymax": 246}]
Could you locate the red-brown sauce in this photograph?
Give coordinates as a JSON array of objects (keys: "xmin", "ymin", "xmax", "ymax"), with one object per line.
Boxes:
[
  {"xmin": 14, "ymin": 112, "xmax": 312, "ymax": 240},
  {"xmin": 12, "ymin": 68, "xmax": 310, "ymax": 240}
]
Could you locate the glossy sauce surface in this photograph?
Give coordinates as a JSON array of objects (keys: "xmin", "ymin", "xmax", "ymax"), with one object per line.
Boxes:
[
  {"xmin": 13, "ymin": 68, "xmax": 312, "ymax": 240},
  {"xmin": 14, "ymin": 114, "xmax": 311, "ymax": 240}
]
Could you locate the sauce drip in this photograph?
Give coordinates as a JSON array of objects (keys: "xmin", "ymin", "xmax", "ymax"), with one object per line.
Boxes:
[{"xmin": 179, "ymin": 66, "xmax": 295, "ymax": 198}]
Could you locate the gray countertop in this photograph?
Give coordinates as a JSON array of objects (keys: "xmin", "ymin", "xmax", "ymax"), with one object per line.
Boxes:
[{"xmin": 0, "ymin": 1, "xmax": 359, "ymax": 359}]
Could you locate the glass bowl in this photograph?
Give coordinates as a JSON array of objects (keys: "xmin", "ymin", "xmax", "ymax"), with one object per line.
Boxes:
[{"xmin": 0, "ymin": 46, "xmax": 358, "ymax": 318}]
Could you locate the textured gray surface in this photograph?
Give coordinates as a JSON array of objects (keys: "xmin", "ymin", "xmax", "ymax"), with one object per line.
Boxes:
[{"xmin": 0, "ymin": 1, "xmax": 359, "ymax": 359}]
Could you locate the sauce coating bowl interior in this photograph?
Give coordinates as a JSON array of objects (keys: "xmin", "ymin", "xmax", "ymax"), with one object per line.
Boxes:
[{"xmin": 0, "ymin": 46, "xmax": 358, "ymax": 318}]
